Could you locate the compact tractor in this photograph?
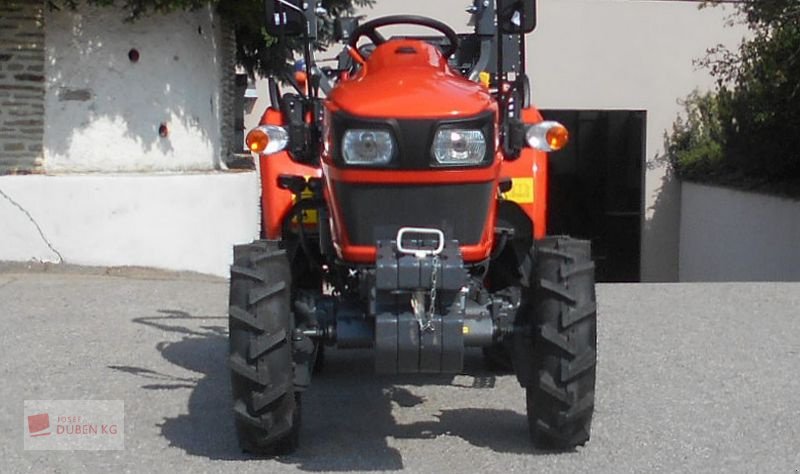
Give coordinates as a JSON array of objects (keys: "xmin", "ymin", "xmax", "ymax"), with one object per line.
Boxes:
[{"xmin": 229, "ymin": 0, "xmax": 597, "ymax": 454}]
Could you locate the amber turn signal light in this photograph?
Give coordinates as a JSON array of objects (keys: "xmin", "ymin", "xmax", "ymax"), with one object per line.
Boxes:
[
  {"xmin": 526, "ymin": 121, "xmax": 570, "ymax": 152},
  {"xmin": 246, "ymin": 128, "xmax": 269, "ymax": 153},
  {"xmin": 545, "ymin": 123, "xmax": 569, "ymax": 151},
  {"xmin": 245, "ymin": 125, "xmax": 289, "ymax": 155}
]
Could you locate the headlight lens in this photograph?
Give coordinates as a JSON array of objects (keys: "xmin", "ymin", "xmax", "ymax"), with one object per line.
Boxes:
[
  {"xmin": 432, "ymin": 129, "xmax": 486, "ymax": 165},
  {"xmin": 342, "ymin": 129, "xmax": 395, "ymax": 165}
]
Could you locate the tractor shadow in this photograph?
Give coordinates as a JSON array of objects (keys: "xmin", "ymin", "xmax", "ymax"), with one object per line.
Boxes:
[{"xmin": 110, "ymin": 309, "xmax": 541, "ymax": 471}]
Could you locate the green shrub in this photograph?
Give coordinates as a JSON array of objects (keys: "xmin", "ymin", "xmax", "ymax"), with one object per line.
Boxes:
[
  {"xmin": 667, "ymin": 1, "xmax": 800, "ymax": 197},
  {"xmin": 666, "ymin": 91, "xmax": 726, "ymax": 181}
]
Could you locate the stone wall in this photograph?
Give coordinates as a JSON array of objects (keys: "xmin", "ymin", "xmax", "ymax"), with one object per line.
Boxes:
[
  {"xmin": 0, "ymin": 1, "xmax": 45, "ymax": 174},
  {"xmin": 218, "ymin": 18, "xmax": 239, "ymax": 166}
]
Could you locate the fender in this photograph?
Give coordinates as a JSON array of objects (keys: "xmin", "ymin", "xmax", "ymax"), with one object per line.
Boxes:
[{"xmin": 258, "ymin": 108, "xmax": 322, "ymax": 239}]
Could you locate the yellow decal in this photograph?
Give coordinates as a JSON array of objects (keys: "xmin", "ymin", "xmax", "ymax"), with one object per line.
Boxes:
[
  {"xmin": 503, "ymin": 177, "xmax": 534, "ymax": 204},
  {"xmin": 291, "ymin": 177, "xmax": 318, "ymax": 225},
  {"xmin": 478, "ymin": 71, "xmax": 491, "ymax": 89}
]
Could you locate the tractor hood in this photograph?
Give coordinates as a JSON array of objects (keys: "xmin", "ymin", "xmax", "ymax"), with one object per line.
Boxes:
[{"xmin": 328, "ymin": 39, "xmax": 494, "ymax": 119}]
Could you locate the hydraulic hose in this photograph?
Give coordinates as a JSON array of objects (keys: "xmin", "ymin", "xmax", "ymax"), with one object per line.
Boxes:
[{"xmin": 468, "ymin": 39, "xmax": 493, "ymax": 82}]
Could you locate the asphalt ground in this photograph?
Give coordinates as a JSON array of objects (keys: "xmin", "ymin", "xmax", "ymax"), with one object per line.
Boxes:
[{"xmin": 1, "ymin": 265, "xmax": 799, "ymax": 473}]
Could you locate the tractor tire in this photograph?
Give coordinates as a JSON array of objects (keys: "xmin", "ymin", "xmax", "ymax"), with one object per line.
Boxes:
[
  {"xmin": 522, "ymin": 236, "xmax": 597, "ymax": 450},
  {"xmin": 228, "ymin": 240, "xmax": 300, "ymax": 455}
]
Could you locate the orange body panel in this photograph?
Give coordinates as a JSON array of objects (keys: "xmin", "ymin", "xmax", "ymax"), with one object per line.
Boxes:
[
  {"xmin": 500, "ymin": 107, "xmax": 549, "ymax": 239},
  {"xmin": 321, "ymin": 39, "xmax": 502, "ymax": 264},
  {"xmin": 256, "ymin": 40, "xmax": 550, "ymax": 261},
  {"xmin": 259, "ymin": 108, "xmax": 321, "ymax": 239},
  {"xmin": 328, "ymin": 39, "xmax": 494, "ymax": 118}
]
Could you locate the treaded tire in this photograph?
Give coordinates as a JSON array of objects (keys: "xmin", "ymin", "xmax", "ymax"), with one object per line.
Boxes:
[
  {"xmin": 229, "ymin": 240, "xmax": 300, "ymax": 455},
  {"xmin": 524, "ymin": 236, "xmax": 597, "ymax": 449}
]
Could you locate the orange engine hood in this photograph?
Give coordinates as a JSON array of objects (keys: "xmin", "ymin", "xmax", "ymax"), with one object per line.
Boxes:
[{"xmin": 328, "ymin": 39, "xmax": 493, "ymax": 119}]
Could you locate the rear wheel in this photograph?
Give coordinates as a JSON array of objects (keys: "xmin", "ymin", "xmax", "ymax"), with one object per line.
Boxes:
[
  {"xmin": 519, "ymin": 236, "xmax": 597, "ymax": 449},
  {"xmin": 228, "ymin": 240, "xmax": 300, "ymax": 455}
]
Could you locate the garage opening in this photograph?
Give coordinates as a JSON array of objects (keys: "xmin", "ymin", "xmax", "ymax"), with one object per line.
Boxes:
[{"xmin": 541, "ymin": 110, "xmax": 646, "ymax": 282}]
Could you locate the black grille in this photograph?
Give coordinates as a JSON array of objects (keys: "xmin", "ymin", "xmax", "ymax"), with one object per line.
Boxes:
[{"xmin": 333, "ymin": 182, "xmax": 494, "ymax": 246}]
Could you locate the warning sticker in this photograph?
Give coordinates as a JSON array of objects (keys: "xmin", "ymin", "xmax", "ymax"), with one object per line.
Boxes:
[
  {"xmin": 292, "ymin": 179, "xmax": 318, "ymax": 225},
  {"xmin": 503, "ymin": 177, "xmax": 534, "ymax": 204}
]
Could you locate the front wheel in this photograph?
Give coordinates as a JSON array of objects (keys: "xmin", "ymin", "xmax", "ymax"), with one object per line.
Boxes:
[
  {"xmin": 228, "ymin": 240, "xmax": 300, "ymax": 455},
  {"xmin": 519, "ymin": 236, "xmax": 597, "ymax": 449}
]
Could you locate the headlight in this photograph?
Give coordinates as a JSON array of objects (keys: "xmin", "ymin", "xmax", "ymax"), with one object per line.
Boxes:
[
  {"xmin": 342, "ymin": 129, "xmax": 395, "ymax": 165},
  {"xmin": 432, "ymin": 129, "xmax": 486, "ymax": 165}
]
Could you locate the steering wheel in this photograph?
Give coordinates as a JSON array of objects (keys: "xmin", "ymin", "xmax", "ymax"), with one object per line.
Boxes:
[{"xmin": 348, "ymin": 15, "xmax": 460, "ymax": 58}]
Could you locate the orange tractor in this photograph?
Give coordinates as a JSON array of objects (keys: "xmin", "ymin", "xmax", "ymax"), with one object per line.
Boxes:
[{"xmin": 229, "ymin": 0, "xmax": 596, "ymax": 454}]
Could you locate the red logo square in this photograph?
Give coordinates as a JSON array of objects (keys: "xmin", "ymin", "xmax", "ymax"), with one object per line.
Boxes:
[{"xmin": 27, "ymin": 413, "xmax": 50, "ymax": 437}]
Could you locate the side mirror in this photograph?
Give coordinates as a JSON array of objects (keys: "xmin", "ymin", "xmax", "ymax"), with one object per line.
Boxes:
[
  {"xmin": 264, "ymin": 0, "xmax": 306, "ymax": 37},
  {"xmin": 334, "ymin": 17, "xmax": 359, "ymax": 42},
  {"xmin": 497, "ymin": 0, "xmax": 537, "ymax": 34}
]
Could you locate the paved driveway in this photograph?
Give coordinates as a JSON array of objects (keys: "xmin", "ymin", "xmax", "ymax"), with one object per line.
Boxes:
[{"xmin": 1, "ymin": 267, "xmax": 798, "ymax": 473}]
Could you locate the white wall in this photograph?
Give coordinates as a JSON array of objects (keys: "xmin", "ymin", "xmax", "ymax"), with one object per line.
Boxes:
[
  {"xmin": 679, "ymin": 182, "xmax": 800, "ymax": 282},
  {"xmin": 528, "ymin": 0, "xmax": 745, "ymax": 281},
  {"xmin": 43, "ymin": 4, "xmax": 226, "ymax": 172},
  {"xmin": 0, "ymin": 173, "xmax": 259, "ymax": 276},
  {"xmin": 346, "ymin": 0, "xmax": 747, "ymax": 281}
]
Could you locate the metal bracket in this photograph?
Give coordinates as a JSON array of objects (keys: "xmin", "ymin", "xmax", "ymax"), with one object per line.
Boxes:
[{"xmin": 396, "ymin": 227, "xmax": 444, "ymax": 258}]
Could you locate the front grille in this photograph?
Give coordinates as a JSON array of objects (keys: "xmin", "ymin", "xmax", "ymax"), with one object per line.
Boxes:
[{"xmin": 333, "ymin": 181, "xmax": 493, "ymax": 246}]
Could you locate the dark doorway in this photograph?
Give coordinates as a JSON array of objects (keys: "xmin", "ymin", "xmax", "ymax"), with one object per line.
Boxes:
[{"xmin": 542, "ymin": 110, "xmax": 645, "ymax": 282}]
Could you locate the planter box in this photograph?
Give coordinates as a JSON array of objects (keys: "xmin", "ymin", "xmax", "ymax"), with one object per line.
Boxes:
[{"xmin": 679, "ymin": 181, "xmax": 800, "ymax": 281}]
